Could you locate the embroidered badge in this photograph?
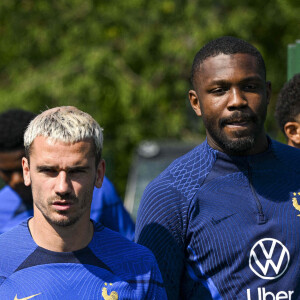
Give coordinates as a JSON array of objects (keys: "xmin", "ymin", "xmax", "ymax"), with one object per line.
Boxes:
[
  {"xmin": 102, "ymin": 282, "xmax": 118, "ymax": 300},
  {"xmin": 292, "ymin": 192, "xmax": 300, "ymax": 216}
]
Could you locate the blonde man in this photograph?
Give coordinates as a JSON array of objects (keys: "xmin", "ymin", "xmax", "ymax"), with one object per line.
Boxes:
[{"xmin": 0, "ymin": 106, "xmax": 166, "ymax": 299}]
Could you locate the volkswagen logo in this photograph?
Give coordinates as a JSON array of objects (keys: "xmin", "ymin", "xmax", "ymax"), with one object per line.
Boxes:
[{"xmin": 249, "ymin": 238, "xmax": 290, "ymax": 280}]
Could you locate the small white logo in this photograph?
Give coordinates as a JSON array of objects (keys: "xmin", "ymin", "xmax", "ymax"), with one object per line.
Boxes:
[{"xmin": 249, "ymin": 238, "xmax": 290, "ymax": 280}]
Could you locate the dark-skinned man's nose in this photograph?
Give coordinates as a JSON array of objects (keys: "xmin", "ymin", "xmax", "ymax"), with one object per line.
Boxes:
[{"xmin": 227, "ymin": 88, "xmax": 247, "ymax": 110}]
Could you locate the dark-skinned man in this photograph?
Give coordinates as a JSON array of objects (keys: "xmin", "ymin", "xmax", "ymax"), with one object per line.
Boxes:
[{"xmin": 136, "ymin": 36, "xmax": 300, "ymax": 299}]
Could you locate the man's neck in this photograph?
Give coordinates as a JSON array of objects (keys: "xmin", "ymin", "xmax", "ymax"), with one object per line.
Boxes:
[{"xmin": 28, "ymin": 215, "xmax": 94, "ymax": 252}]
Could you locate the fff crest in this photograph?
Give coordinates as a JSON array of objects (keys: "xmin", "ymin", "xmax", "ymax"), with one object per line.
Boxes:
[{"xmin": 292, "ymin": 192, "xmax": 300, "ymax": 217}]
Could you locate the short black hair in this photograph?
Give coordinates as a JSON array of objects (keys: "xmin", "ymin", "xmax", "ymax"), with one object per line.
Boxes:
[
  {"xmin": 275, "ymin": 73, "xmax": 300, "ymax": 135},
  {"xmin": 0, "ymin": 109, "xmax": 36, "ymax": 151},
  {"xmin": 190, "ymin": 36, "xmax": 266, "ymax": 87}
]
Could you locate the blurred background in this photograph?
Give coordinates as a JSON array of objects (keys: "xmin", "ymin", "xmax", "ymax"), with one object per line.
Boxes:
[{"xmin": 0, "ymin": 0, "xmax": 299, "ymax": 203}]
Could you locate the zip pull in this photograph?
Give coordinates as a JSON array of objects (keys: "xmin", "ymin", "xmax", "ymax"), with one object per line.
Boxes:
[{"xmin": 248, "ymin": 164, "xmax": 267, "ymax": 224}]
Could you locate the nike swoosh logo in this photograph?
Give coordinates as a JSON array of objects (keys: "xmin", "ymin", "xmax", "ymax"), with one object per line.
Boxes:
[
  {"xmin": 211, "ymin": 213, "xmax": 236, "ymax": 225},
  {"xmin": 14, "ymin": 293, "xmax": 41, "ymax": 300}
]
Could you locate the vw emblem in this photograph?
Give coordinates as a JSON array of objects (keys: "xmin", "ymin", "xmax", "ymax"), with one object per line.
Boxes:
[{"xmin": 249, "ymin": 238, "xmax": 290, "ymax": 280}]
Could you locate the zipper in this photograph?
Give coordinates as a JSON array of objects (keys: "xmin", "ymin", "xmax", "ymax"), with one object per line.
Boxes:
[{"xmin": 248, "ymin": 163, "xmax": 266, "ymax": 224}]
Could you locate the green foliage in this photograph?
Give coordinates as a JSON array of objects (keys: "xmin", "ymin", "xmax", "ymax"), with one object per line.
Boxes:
[{"xmin": 0, "ymin": 0, "xmax": 299, "ymax": 195}]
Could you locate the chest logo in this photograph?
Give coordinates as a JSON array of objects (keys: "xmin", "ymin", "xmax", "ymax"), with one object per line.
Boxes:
[
  {"xmin": 292, "ymin": 192, "xmax": 300, "ymax": 216},
  {"xmin": 102, "ymin": 283, "xmax": 118, "ymax": 300},
  {"xmin": 14, "ymin": 293, "xmax": 41, "ymax": 300},
  {"xmin": 249, "ymin": 238, "xmax": 290, "ymax": 280}
]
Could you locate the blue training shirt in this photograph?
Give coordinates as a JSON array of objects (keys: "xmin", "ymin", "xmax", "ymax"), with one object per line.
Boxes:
[
  {"xmin": 0, "ymin": 185, "xmax": 33, "ymax": 233},
  {"xmin": 136, "ymin": 138, "xmax": 300, "ymax": 299},
  {"xmin": 0, "ymin": 220, "xmax": 166, "ymax": 299}
]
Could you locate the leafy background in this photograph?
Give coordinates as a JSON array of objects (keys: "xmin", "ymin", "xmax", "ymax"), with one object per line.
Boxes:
[{"xmin": 0, "ymin": 0, "xmax": 299, "ymax": 196}]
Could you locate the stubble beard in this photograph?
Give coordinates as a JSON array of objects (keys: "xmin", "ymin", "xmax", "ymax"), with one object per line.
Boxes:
[
  {"xmin": 204, "ymin": 112, "xmax": 266, "ymax": 155},
  {"xmin": 216, "ymin": 134, "xmax": 256, "ymax": 155},
  {"xmin": 33, "ymin": 192, "xmax": 92, "ymax": 228}
]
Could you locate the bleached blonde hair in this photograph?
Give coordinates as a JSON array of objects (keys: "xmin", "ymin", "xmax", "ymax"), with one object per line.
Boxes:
[{"xmin": 24, "ymin": 106, "xmax": 103, "ymax": 164}]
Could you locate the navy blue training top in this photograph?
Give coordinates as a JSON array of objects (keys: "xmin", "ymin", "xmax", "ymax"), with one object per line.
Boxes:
[
  {"xmin": 136, "ymin": 138, "xmax": 300, "ymax": 299},
  {"xmin": 0, "ymin": 220, "xmax": 166, "ymax": 299}
]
